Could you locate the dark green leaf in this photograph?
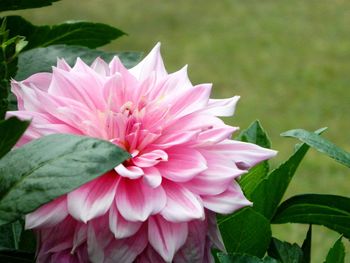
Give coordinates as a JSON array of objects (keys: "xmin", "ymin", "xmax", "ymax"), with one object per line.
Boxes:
[
  {"xmin": 0, "ymin": 117, "xmax": 29, "ymax": 159},
  {"xmin": 281, "ymin": 129, "xmax": 350, "ymax": 168},
  {"xmin": 268, "ymin": 238, "xmax": 303, "ymax": 263},
  {"xmin": 0, "ymin": 250, "xmax": 34, "ymax": 263},
  {"xmin": 324, "ymin": 236, "xmax": 345, "ymax": 263},
  {"xmin": 0, "ymin": 0, "xmax": 60, "ymax": 12},
  {"xmin": 272, "ymin": 194, "xmax": 350, "ymax": 239},
  {"xmin": 250, "ymin": 143, "xmax": 310, "ymax": 219},
  {"xmin": 0, "ymin": 221, "xmax": 22, "ymax": 250},
  {"xmin": 237, "ymin": 120, "xmax": 271, "ymax": 149},
  {"xmin": 16, "ymin": 45, "xmax": 142, "ymax": 80},
  {"xmin": 3, "ymin": 16, "xmax": 125, "ymax": 50},
  {"xmin": 217, "ymin": 252, "xmax": 279, "ymax": 263},
  {"xmin": 218, "ymin": 207, "xmax": 271, "ymax": 257},
  {"xmin": 301, "ymin": 225, "xmax": 312, "ymax": 263},
  {"xmin": 0, "ymin": 134, "xmax": 130, "ymax": 226}
]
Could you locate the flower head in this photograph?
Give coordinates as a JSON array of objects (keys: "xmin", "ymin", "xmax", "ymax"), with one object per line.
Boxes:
[{"xmin": 8, "ymin": 43, "xmax": 276, "ymax": 262}]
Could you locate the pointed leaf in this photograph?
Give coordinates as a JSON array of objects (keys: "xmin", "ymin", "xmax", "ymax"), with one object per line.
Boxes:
[
  {"xmin": 272, "ymin": 194, "xmax": 350, "ymax": 239},
  {"xmin": 282, "ymin": 129, "xmax": 350, "ymax": 168},
  {"xmin": 3, "ymin": 16, "xmax": 125, "ymax": 50},
  {"xmin": 15, "ymin": 45, "xmax": 142, "ymax": 80},
  {"xmin": 268, "ymin": 238, "xmax": 303, "ymax": 263},
  {"xmin": 0, "ymin": 0, "xmax": 60, "ymax": 12},
  {"xmin": 218, "ymin": 207, "xmax": 271, "ymax": 257},
  {"xmin": 237, "ymin": 120, "xmax": 271, "ymax": 149},
  {"xmin": 0, "ymin": 117, "xmax": 29, "ymax": 159},
  {"xmin": 0, "ymin": 134, "xmax": 130, "ymax": 226},
  {"xmin": 301, "ymin": 225, "xmax": 312, "ymax": 263},
  {"xmin": 324, "ymin": 236, "xmax": 345, "ymax": 263}
]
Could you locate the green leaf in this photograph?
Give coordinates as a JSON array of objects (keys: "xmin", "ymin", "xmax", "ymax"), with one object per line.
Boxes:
[
  {"xmin": 281, "ymin": 129, "xmax": 350, "ymax": 168},
  {"xmin": 0, "ymin": 221, "xmax": 22, "ymax": 250},
  {"xmin": 250, "ymin": 143, "xmax": 310, "ymax": 219},
  {"xmin": 301, "ymin": 225, "xmax": 312, "ymax": 263},
  {"xmin": 236, "ymin": 120, "xmax": 271, "ymax": 149},
  {"xmin": 0, "ymin": 0, "xmax": 60, "ymax": 12},
  {"xmin": 217, "ymin": 252, "xmax": 279, "ymax": 263},
  {"xmin": 324, "ymin": 236, "xmax": 345, "ymax": 263},
  {"xmin": 0, "ymin": 134, "xmax": 130, "ymax": 226},
  {"xmin": 272, "ymin": 194, "xmax": 350, "ymax": 239},
  {"xmin": 3, "ymin": 16, "xmax": 125, "ymax": 50},
  {"xmin": 0, "ymin": 251, "xmax": 34, "ymax": 263},
  {"xmin": 268, "ymin": 238, "xmax": 303, "ymax": 263},
  {"xmin": 15, "ymin": 45, "xmax": 142, "ymax": 80},
  {"xmin": 0, "ymin": 117, "xmax": 29, "ymax": 159},
  {"xmin": 218, "ymin": 207, "xmax": 272, "ymax": 258}
]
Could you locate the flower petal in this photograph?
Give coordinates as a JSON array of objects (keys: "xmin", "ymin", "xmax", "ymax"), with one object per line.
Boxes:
[
  {"xmin": 148, "ymin": 215, "xmax": 188, "ymax": 262},
  {"xmin": 142, "ymin": 167, "xmax": 163, "ymax": 188},
  {"xmin": 115, "ymin": 164, "xmax": 144, "ymax": 179},
  {"xmin": 133, "ymin": 149, "xmax": 168, "ymax": 168},
  {"xmin": 201, "ymin": 96, "xmax": 240, "ymax": 117}
]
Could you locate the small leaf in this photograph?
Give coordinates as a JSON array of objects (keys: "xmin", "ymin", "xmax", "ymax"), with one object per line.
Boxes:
[
  {"xmin": 272, "ymin": 194, "xmax": 350, "ymax": 239},
  {"xmin": 0, "ymin": 117, "xmax": 29, "ymax": 159},
  {"xmin": 16, "ymin": 45, "xmax": 142, "ymax": 80},
  {"xmin": 217, "ymin": 252, "xmax": 279, "ymax": 263},
  {"xmin": 0, "ymin": 0, "xmax": 60, "ymax": 12},
  {"xmin": 218, "ymin": 207, "xmax": 272, "ymax": 258},
  {"xmin": 281, "ymin": 129, "xmax": 350, "ymax": 168},
  {"xmin": 324, "ymin": 236, "xmax": 345, "ymax": 263},
  {"xmin": 301, "ymin": 225, "xmax": 312, "ymax": 263},
  {"xmin": 237, "ymin": 120, "xmax": 271, "ymax": 149},
  {"xmin": 4, "ymin": 16, "xmax": 125, "ymax": 50},
  {"xmin": 268, "ymin": 238, "xmax": 303, "ymax": 263},
  {"xmin": 0, "ymin": 134, "xmax": 130, "ymax": 225}
]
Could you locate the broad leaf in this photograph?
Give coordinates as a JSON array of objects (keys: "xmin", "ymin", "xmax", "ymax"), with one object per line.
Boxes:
[
  {"xmin": 301, "ymin": 225, "xmax": 312, "ymax": 263},
  {"xmin": 0, "ymin": 0, "xmax": 60, "ymax": 12},
  {"xmin": 0, "ymin": 134, "xmax": 130, "ymax": 225},
  {"xmin": 218, "ymin": 207, "xmax": 271, "ymax": 258},
  {"xmin": 250, "ymin": 143, "xmax": 310, "ymax": 219},
  {"xmin": 272, "ymin": 194, "xmax": 350, "ymax": 239},
  {"xmin": 15, "ymin": 45, "xmax": 142, "ymax": 80},
  {"xmin": 324, "ymin": 236, "xmax": 345, "ymax": 263},
  {"xmin": 217, "ymin": 252, "xmax": 279, "ymax": 263},
  {"xmin": 282, "ymin": 129, "xmax": 350, "ymax": 168},
  {"xmin": 237, "ymin": 120, "xmax": 271, "ymax": 149},
  {"xmin": 0, "ymin": 117, "xmax": 29, "ymax": 159},
  {"xmin": 4, "ymin": 16, "xmax": 125, "ymax": 50},
  {"xmin": 268, "ymin": 238, "xmax": 303, "ymax": 263}
]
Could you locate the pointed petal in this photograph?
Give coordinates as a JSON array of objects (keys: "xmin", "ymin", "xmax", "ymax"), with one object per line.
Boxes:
[
  {"xmin": 67, "ymin": 172, "xmax": 118, "ymax": 222},
  {"xmin": 116, "ymin": 179, "xmax": 166, "ymax": 221},
  {"xmin": 202, "ymin": 182, "xmax": 252, "ymax": 214},
  {"xmin": 133, "ymin": 149, "xmax": 168, "ymax": 167},
  {"xmin": 91, "ymin": 57, "xmax": 110, "ymax": 76},
  {"xmin": 161, "ymin": 181, "xmax": 204, "ymax": 222},
  {"xmin": 201, "ymin": 96, "xmax": 240, "ymax": 117},
  {"xmin": 148, "ymin": 216, "xmax": 188, "ymax": 262}
]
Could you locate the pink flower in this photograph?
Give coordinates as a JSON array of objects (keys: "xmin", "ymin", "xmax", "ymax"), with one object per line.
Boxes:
[{"xmin": 8, "ymin": 43, "xmax": 277, "ymax": 262}]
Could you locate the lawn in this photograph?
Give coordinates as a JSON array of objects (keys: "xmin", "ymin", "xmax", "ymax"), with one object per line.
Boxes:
[{"xmin": 8, "ymin": 0, "xmax": 350, "ymax": 261}]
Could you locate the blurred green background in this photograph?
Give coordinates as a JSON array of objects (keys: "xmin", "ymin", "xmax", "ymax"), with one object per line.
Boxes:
[{"xmin": 7, "ymin": 0, "xmax": 350, "ymax": 262}]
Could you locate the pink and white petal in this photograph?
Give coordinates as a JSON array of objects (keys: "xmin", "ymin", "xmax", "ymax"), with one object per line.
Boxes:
[
  {"xmin": 109, "ymin": 202, "xmax": 142, "ymax": 239},
  {"xmin": 116, "ymin": 178, "xmax": 166, "ymax": 222},
  {"xmin": 129, "ymin": 42, "xmax": 167, "ymax": 81},
  {"xmin": 133, "ymin": 149, "xmax": 168, "ymax": 168},
  {"xmin": 102, "ymin": 73, "xmax": 125, "ymax": 111},
  {"xmin": 202, "ymin": 182, "xmax": 252, "ymax": 214},
  {"xmin": 152, "ymin": 131, "xmax": 199, "ymax": 149},
  {"xmin": 206, "ymin": 211, "xmax": 226, "ymax": 252},
  {"xmin": 72, "ymin": 223, "xmax": 88, "ymax": 253},
  {"xmin": 200, "ymin": 96, "xmax": 240, "ymax": 117},
  {"xmin": 142, "ymin": 167, "xmax": 162, "ymax": 188},
  {"xmin": 157, "ymin": 148, "xmax": 207, "ymax": 182},
  {"xmin": 148, "ymin": 215, "xmax": 188, "ymax": 262},
  {"xmin": 203, "ymin": 140, "xmax": 277, "ymax": 169},
  {"xmin": 115, "ymin": 164, "xmax": 144, "ymax": 179},
  {"xmin": 67, "ymin": 172, "xmax": 118, "ymax": 223},
  {"xmin": 197, "ymin": 125, "xmax": 238, "ymax": 146},
  {"xmin": 25, "ymin": 195, "xmax": 68, "ymax": 229},
  {"xmin": 161, "ymin": 181, "xmax": 204, "ymax": 222},
  {"xmin": 22, "ymin": 72, "xmax": 52, "ymax": 92},
  {"xmin": 56, "ymin": 58, "xmax": 72, "ymax": 71},
  {"xmin": 104, "ymin": 225, "xmax": 148, "ymax": 263},
  {"xmin": 91, "ymin": 57, "xmax": 110, "ymax": 76}
]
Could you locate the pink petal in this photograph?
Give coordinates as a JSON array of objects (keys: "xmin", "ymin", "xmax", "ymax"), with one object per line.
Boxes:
[
  {"xmin": 161, "ymin": 181, "xmax": 204, "ymax": 222},
  {"xmin": 115, "ymin": 164, "xmax": 144, "ymax": 179},
  {"xmin": 25, "ymin": 195, "xmax": 68, "ymax": 229},
  {"xmin": 202, "ymin": 182, "xmax": 252, "ymax": 214},
  {"xmin": 206, "ymin": 211, "xmax": 226, "ymax": 252},
  {"xmin": 129, "ymin": 42, "xmax": 167, "ymax": 80},
  {"xmin": 116, "ymin": 179, "xmax": 166, "ymax": 221},
  {"xmin": 133, "ymin": 149, "xmax": 168, "ymax": 167},
  {"xmin": 135, "ymin": 245, "xmax": 166, "ymax": 263},
  {"xmin": 148, "ymin": 215, "xmax": 188, "ymax": 262},
  {"xmin": 91, "ymin": 57, "xmax": 110, "ymax": 76},
  {"xmin": 67, "ymin": 172, "xmax": 118, "ymax": 222},
  {"xmin": 197, "ymin": 125, "xmax": 238, "ymax": 146},
  {"xmin": 142, "ymin": 167, "xmax": 163, "ymax": 188},
  {"xmin": 152, "ymin": 130, "xmax": 199, "ymax": 149},
  {"xmin": 157, "ymin": 148, "xmax": 207, "ymax": 182},
  {"xmin": 201, "ymin": 96, "xmax": 240, "ymax": 117},
  {"xmin": 109, "ymin": 202, "xmax": 142, "ymax": 239}
]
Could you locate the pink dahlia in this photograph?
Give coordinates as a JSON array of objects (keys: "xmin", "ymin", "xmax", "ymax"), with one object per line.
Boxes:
[{"xmin": 8, "ymin": 43, "xmax": 276, "ymax": 263}]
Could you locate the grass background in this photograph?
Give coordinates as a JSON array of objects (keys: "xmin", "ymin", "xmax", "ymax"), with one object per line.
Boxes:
[{"xmin": 8, "ymin": 0, "xmax": 350, "ymax": 262}]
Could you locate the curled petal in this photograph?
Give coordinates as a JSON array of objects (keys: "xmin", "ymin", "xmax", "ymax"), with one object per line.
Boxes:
[
  {"xmin": 133, "ymin": 149, "xmax": 168, "ymax": 167},
  {"xmin": 115, "ymin": 164, "xmax": 144, "ymax": 179},
  {"xmin": 142, "ymin": 167, "xmax": 163, "ymax": 188}
]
